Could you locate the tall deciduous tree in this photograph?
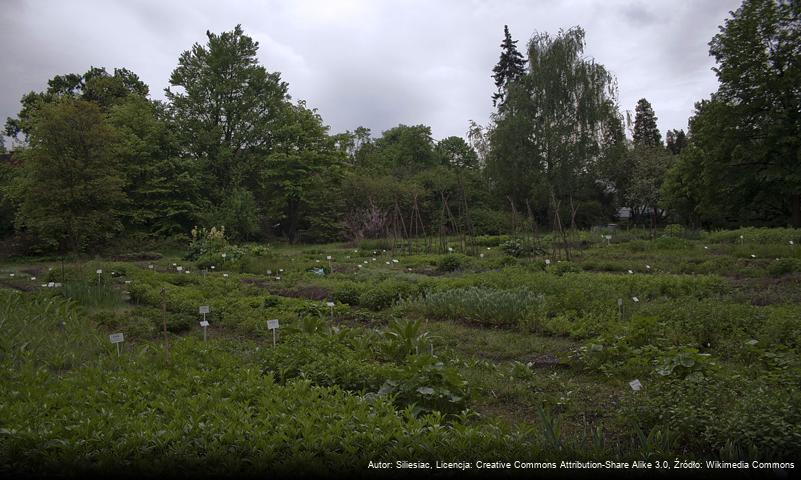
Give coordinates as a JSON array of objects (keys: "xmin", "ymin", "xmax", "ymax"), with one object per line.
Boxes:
[
  {"xmin": 491, "ymin": 25, "xmax": 526, "ymax": 107},
  {"xmin": 5, "ymin": 67, "xmax": 148, "ymax": 141},
  {"xmin": 13, "ymin": 99, "xmax": 125, "ymax": 252},
  {"xmin": 260, "ymin": 102, "xmax": 345, "ymax": 243},
  {"xmin": 108, "ymin": 96, "xmax": 201, "ymax": 236},
  {"xmin": 488, "ymin": 26, "xmax": 620, "ymax": 221},
  {"xmin": 435, "ymin": 136, "xmax": 479, "ymax": 170},
  {"xmin": 165, "ymin": 25, "xmax": 289, "ymax": 197},
  {"xmin": 664, "ymin": 0, "xmax": 801, "ymax": 227}
]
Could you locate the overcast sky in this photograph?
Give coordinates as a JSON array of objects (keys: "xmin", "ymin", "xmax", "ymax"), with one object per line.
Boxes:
[{"xmin": 2, "ymin": 0, "xmax": 742, "ymax": 146}]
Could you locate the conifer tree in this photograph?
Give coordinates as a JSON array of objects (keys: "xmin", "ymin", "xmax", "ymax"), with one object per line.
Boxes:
[
  {"xmin": 632, "ymin": 98, "xmax": 662, "ymax": 147},
  {"xmin": 491, "ymin": 25, "xmax": 526, "ymax": 107}
]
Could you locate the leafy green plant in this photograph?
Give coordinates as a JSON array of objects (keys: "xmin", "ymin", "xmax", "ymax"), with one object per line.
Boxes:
[
  {"xmin": 500, "ymin": 238, "xmax": 531, "ymax": 257},
  {"xmin": 380, "ymin": 318, "xmax": 433, "ymax": 362},
  {"xmin": 379, "ymin": 354, "xmax": 468, "ymax": 416},
  {"xmin": 437, "ymin": 254, "xmax": 465, "ymax": 272}
]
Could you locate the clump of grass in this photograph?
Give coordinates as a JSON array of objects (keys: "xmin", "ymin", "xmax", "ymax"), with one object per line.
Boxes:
[
  {"xmin": 406, "ymin": 287, "xmax": 544, "ymax": 329},
  {"xmin": 0, "ymin": 291, "xmax": 103, "ymax": 369},
  {"xmin": 61, "ymin": 281, "xmax": 123, "ymax": 309}
]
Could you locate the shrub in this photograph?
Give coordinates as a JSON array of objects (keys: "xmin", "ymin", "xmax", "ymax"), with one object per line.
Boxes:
[
  {"xmin": 359, "ymin": 279, "xmax": 419, "ymax": 311},
  {"xmin": 500, "ymin": 238, "xmax": 534, "ymax": 257},
  {"xmin": 548, "ymin": 261, "xmax": 581, "ymax": 276},
  {"xmin": 437, "ymin": 254, "xmax": 465, "ymax": 272},
  {"xmin": 332, "ymin": 281, "xmax": 362, "ymax": 305},
  {"xmin": 767, "ymin": 258, "xmax": 801, "ymax": 276},
  {"xmin": 187, "ymin": 225, "xmax": 228, "ymax": 260}
]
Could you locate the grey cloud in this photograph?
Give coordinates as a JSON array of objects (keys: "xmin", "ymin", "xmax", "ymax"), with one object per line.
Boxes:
[{"xmin": 2, "ymin": 0, "xmax": 742, "ymax": 147}]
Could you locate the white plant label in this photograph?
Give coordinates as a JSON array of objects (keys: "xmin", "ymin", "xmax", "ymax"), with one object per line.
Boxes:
[
  {"xmin": 185, "ymin": 270, "xmax": 190, "ymax": 274},
  {"xmin": 545, "ymin": 259, "xmax": 551, "ymax": 265},
  {"xmin": 385, "ymin": 261, "xmax": 390, "ymax": 265},
  {"xmin": 199, "ymin": 306, "xmax": 210, "ymax": 314},
  {"xmin": 124, "ymin": 280, "xmax": 131, "ymax": 284},
  {"xmin": 326, "ymin": 301, "xmax": 335, "ymax": 307},
  {"xmin": 790, "ymin": 241, "xmax": 794, "ymax": 245},
  {"xmin": 267, "ymin": 270, "xmax": 272, "ymax": 275},
  {"xmin": 222, "ymin": 253, "xmax": 227, "ymax": 258},
  {"xmin": 9, "ymin": 273, "xmax": 14, "ymax": 277},
  {"xmin": 751, "ymin": 254, "xmax": 756, "ymax": 258},
  {"xmin": 31, "ymin": 277, "xmax": 36, "ymax": 281},
  {"xmin": 617, "ymin": 298, "xmax": 623, "ymax": 307},
  {"xmin": 96, "ymin": 269, "xmax": 102, "ymax": 274},
  {"xmin": 279, "ymin": 269, "xmax": 284, "ymax": 272},
  {"xmin": 109, "ymin": 333, "xmax": 124, "ymax": 343},
  {"xmin": 41, "ymin": 283, "xmax": 47, "ymax": 287},
  {"xmin": 632, "ymin": 296, "xmax": 639, "ymax": 303},
  {"xmin": 357, "ymin": 265, "xmax": 363, "ymax": 268},
  {"xmin": 326, "ymin": 256, "xmax": 332, "ymax": 260},
  {"xmin": 148, "ymin": 265, "xmax": 154, "ymax": 269},
  {"xmin": 47, "ymin": 282, "xmax": 55, "ymax": 288},
  {"xmin": 177, "ymin": 266, "xmax": 183, "ymax": 272},
  {"xmin": 629, "ymin": 379, "xmax": 642, "ymax": 391},
  {"xmin": 627, "ymin": 270, "xmax": 633, "ymax": 274},
  {"xmin": 200, "ymin": 320, "xmax": 209, "ymax": 327},
  {"xmin": 267, "ymin": 319, "xmax": 280, "ymax": 330},
  {"xmin": 223, "ymin": 273, "xmax": 229, "ymax": 278},
  {"xmin": 480, "ymin": 254, "xmax": 484, "ymax": 258},
  {"xmin": 645, "ymin": 265, "xmax": 651, "ymax": 270},
  {"xmin": 275, "ymin": 276, "xmax": 281, "ymax": 280},
  {"xmin": 211, "ymin": 266, "xmax": 215, "ymax": 270},
  {"xmin": 392, "ymin": 259, "xmax": 398, "ymax": 263}
]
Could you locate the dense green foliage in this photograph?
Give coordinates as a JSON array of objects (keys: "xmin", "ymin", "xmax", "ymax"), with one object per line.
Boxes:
[
  {"xmin": 2, "ymin": 227, "xmax": 800, "ymax": 474},
  {"xmin": 2, "ymin": 1, "xmax": 797, "ymax": 253}
]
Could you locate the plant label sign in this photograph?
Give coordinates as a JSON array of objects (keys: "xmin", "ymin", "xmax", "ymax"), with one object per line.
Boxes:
[
  {"xmin": 110, "ymin": 332, "xmax": 124, "ymax": 356},
  {"xmin": 629, "ymin": 379, "xmax": 642, "ymax": 391},
  {"xmin": 199, "ymin": 306, "xmax": 210, "ymax": 314},
  {"xmin": 267, "ymin": 319, "xmax": 279, "ymax": 347},
  {"xmin": 326, "ymin": 301, "xmax": 335, "ymax": 307},
  {"xmin": 96, "ymin": 269, "xmax": 103, "ymax": 274},
  {"xmin": 326, "ymin": 256, "xmax": 332, "ymax": 260},
  {"xmin": 177, "ymin": 266, "xmax": 183, "ymax": 272},
  {"xmin": 617, "ymin": 298, "xmax": 623, "ymax": 307},
  {"xmin": 267, "ymin": 270, "xmax": 272, "ymax": 275},
  {"xmin": 545, "ymin": 259, "xmax": 551, "ymax": 265},
  {"xmin": 632, "ymin": 296, "xmax": 639, "ymax": 303},
  {"xmin": 200, "ymin": 320, "xmax": 209, "ymax": 327}
]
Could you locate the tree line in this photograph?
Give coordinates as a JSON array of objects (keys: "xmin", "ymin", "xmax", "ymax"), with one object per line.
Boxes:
[{"xmin": 0, "ymin": 0, "xmax": 798, "ymax": 253}]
